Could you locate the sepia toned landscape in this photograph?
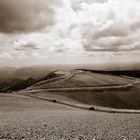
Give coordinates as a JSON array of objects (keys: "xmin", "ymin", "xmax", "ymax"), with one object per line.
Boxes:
[
  {"xmin": 1, "ymin": 0, "xmax": 140, "ymax": 139},
  {"xmin": 0, "ymin": 65, "xmax": 140, "ymax": 139}
]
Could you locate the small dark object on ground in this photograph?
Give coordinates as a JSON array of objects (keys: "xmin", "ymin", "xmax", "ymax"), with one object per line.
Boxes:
[
  {"xmin": 89, "ymin": 107, "xmax": 95, "ymax": 110},
  {"xmin": 52, "ymin": 100, "xmax": 56, "ymax": 103}
]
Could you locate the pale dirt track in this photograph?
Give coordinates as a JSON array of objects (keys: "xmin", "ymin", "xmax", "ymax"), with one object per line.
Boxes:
[
  {"xmin": 0, "ymin": 93, "xmax": 140, "ymax": 140},
  {"xmin": 24, "ymin": 70, "xmax": 140, "ymax": 93},
  {"xmin": 24, "ymin": 79, "xmax": 140, "ymax": 92}
]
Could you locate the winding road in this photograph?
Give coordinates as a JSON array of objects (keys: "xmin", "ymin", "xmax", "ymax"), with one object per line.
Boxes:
[{"xmin": 21, "ymin": 71, "xmax": 140, "ymax": 114}]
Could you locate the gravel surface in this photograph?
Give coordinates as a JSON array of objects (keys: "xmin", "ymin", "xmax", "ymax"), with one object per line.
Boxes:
[
  {"xmin": 0, "ymin": 94, "xmax": 140, "ymax": 140},
  {"xmin": 0, "ymin": 111, "xmax": 140, "ymax": 140}
]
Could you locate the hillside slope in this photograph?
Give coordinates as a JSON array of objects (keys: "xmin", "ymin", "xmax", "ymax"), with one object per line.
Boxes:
[
  {"xmin": 29, "ymin": 70, "xmax": 135, "ymax": 89},
  {"xmin": 23, "ymin": 70, "xmax": 140, "ymax": 109},
  {"xmin": 0, "ymin": 66, "xmax": 54, "ymax": 92}
]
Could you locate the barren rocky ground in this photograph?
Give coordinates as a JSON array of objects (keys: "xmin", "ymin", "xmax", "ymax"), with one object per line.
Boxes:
[{"xmin": 0, "ymin": 93, "xmax": 140, "ymax": 140}]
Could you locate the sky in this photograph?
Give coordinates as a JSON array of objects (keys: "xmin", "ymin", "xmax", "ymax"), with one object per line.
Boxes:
[{"xmin": 0, "ymin": 0, "xmax": 140, "ymax": 67}]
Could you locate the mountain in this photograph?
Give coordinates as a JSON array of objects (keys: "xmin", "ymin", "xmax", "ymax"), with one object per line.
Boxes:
[{"xmin": 0, "ymin": 66, "xmax": 55, "ymax": 92}]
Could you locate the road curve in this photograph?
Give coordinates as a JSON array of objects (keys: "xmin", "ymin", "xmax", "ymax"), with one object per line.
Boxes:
[
  {"xmin": 21, "ymin": 75, "xmax": 140, "ymax": 114},
  {"xmin": 26, "ymin": 72, "xmax": 76, "ymax": 90},
  {"xmin": 21, "ymin": 94, "xmax": 140, "ymax": 114},
  {"xmin": 23, "ymin": 79, "xmax": 140, "ymax": 93}
]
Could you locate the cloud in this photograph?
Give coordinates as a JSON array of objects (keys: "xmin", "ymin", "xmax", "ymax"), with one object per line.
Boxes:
[
  {"xmin": 73, "ymin": 0, "xmax": 140, "ymax": 52},
  {"xmin": 0, "ymin": 0, "xmax": 62, "ymax": 33},
  {"xmin": 0, "ymin": 52, "xmax": 13, "ymax": 60},
  {"xmin": 1, "ymin": 0, "xmax": 140, "ymax": 66},
  {"xmin": 130, "ymin": 21, "xmax": 140, "ymax": 31},
  {"xmin": 15, "ymin": 42, "xmax": 38, "ymax": 51},
  {"xmin": 51, "ymin": 0, "xmax": 140, "ymax": 54},
  {"xmin": 70, "ymin": 0, "xmax": 108, "ymax": 11}
]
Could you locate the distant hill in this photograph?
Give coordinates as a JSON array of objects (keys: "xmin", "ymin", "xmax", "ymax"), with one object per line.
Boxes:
[
  {"xmin": 29, "ymin": 70, "xmax": 134, "ymax": 89},
  {"xmin": 76, "ymin": 69, "xmax": 140, "ymax": 78},
  {"xmin": 0, "ymin": 66, "xmax": 56, "ymax": 92}
]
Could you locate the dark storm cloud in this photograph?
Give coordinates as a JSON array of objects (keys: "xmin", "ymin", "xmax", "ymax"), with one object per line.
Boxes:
[{"xmin": 0, "ymin": 0, "xmax": 62, "ymax": 33}]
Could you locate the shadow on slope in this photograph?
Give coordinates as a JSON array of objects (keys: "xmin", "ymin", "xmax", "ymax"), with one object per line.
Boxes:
[
  {"xmin": 48, "ymin": 85, "xmax": 140, "ymax": 109},
  {"xmin": 0, "ymin": 68, "xmax": 61, "ymax": 92}
]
